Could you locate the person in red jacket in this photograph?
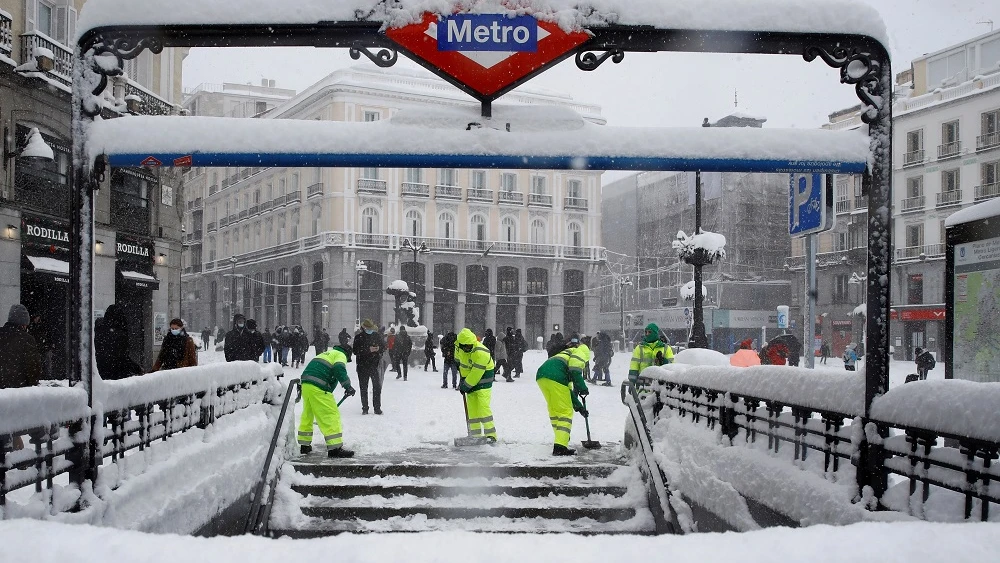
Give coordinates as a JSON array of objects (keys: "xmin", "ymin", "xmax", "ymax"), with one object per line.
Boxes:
[{"xmin": 730, "ymin": 339, "xmax": 761, "ymax": 367}]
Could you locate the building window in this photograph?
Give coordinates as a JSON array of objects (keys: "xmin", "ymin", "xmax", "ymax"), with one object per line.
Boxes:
[
  {"xmin": 361, "ymin": 207, "xmax": 379, "ymax": 234},
  {"xmin": 833, "ymin": 274, "xmax": 850, "ymax": 304},
  {"xmin": 942, "ymin": 168, "xmax": 960, "ymax": 192},
  {"xmin": 438, "ymin": 212, "xmax": 455, "ymax": 239},
  {"xmin": 311, "ymin": 206, "xmax": 321, "ymax": 236},
  {"xmin": 531, "ymin": 175, "xmax": 546, "ymax": 194},
  {"xmin": 405, "ymin": 210, "xmax": 422, "ymax": 237},
  {"xmin": 255, "ymin": 101, "xmax": 267, "ymax": 115},
  {"xmin": 439, "ymin": 169, "xmax": 457, "ymax": 186},
  {"xmin": 110, "ymin": 169, "xmax": 152, "ymax": 234},
  {"xmin": 405, "ymin": 168, "xmax": 423, "ymax": 183},
  {"xmin": 566, "ymin": 179, "xmax": 582, "ymax": 199},
  {"xmin": 500, "ymin": 173, "xmax": 517, "ymax": 192},
  {"xmin": 984, "ymin": 161, "xmax": 999, "ymax": 187},
  {"xmin": 907, "ymin": 176, "xmax": 923, "ymax": 198},
  {"xmin": 363, "ymin": 111, "xmax": 380, "ymax": 122},
  {"xmin": 278, "ymin": 177, "xmax": 286, "ymax": 195},
  {"xmin": 906, "ymin": 129, "xmax": 923, "ymax": 153},
  {"xmin": 531, "ymin": 219, "xmax": 546, "ymax": 244},
  {"xmin": 984, "ymin": 110, "xmax": 999, "ymax": 136},
  {"xmin": 568, "ymin": 222, "xmax": 582, "ymax": 247},
  {"xmin": 906, "ymin": 223, "xmax": 923, "ymax": 249},
  {"xmin": 471, "ymin": 170, "xmax": 487, "ymax": 190},
  {"xmin": 942, "ymin": 120, "xmax": 959, "ymax": 145},
  {"xmin": 908, "ymin": 274, "xmax": 924, "ymax": 305},
  {"xmin": 501, "ymin": 216, "xmax": 516, "ymax": 242},
  {"xmin": 471, "ymin": 214, "xmax": 487, "ymax": 241},
  {"xmin": 362, "ymin": 167, "xmax": 379, "ymax": 180},
  {"xmin": 927, "ymin": 50, "xmax": 966, "ymax": 88}
]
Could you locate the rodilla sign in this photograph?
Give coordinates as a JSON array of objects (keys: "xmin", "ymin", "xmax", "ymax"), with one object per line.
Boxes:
[{"xmin": 438, "ymin": 15, "xmax": 538, "ymax": 52}]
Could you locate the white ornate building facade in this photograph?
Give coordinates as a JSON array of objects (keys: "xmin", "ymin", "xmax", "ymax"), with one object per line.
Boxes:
[{"xmin": 180, "ymin": 67, "xmax": 606, "ymax": 342}]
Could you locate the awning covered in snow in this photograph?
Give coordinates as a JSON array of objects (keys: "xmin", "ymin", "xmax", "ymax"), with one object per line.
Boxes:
[
  {"xmin": 24, "ymin": 255, "xmax": 70, "ymax": 283},
  {"xmin": 118, "ymin": 269, "xmax": 160, "ymax": 290},
  {"xmin": 89, "ymin": 107, "xmax": 871, "ymax": 174}
]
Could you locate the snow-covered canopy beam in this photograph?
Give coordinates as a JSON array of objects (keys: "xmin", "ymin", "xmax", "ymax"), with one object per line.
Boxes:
[{"xmin": 90, "ymin": 107, "xmax": 869, "ymax": 174}]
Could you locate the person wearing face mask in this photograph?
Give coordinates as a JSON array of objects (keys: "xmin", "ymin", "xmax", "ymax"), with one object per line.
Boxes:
[
  {"xmin": 353, "ymin": 319, "xmax": 386, "ymax": 415},
  {"xmin": 152, "ymin": 318, "xmax": 198, "ymax": 371},
  {"xmin": 224, "ymin": 313, "xmax": 255, "ymax": 362}
]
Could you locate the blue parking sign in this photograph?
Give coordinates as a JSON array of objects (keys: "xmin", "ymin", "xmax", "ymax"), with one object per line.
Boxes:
[{"xmin": 789, "ymin": 173, "xmax": 834, "ymax": 237}]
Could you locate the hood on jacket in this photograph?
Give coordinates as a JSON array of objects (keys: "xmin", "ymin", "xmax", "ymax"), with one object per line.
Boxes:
[
  {"xmin": 644, "ymin": 323, "xmax": 661, "ymax": 344},
  {"xmin": 457, "ymin": 328, "xmax": 478, "ymax": 346}
]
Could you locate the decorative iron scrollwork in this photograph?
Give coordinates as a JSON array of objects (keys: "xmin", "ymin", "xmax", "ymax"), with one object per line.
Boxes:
[
  {"xmin": 79, "ymin": 33, "xmax": 164, "ymax": 118},
  {"xmin": 803, "ymin": 46, "xmax": 885, "ymax": 124},
  {"xmin": 575, "ymin": 49, "xmax": 625, "ymax": 71},
  {"xmin": 349, "ymin": 45, "xmax": 398, "ymax": 68}
]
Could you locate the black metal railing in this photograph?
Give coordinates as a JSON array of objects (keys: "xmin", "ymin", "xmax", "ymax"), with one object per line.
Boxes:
[
  {"xmin": 1, "ymin": 364, "xmax": 283, "ymax": 518},
  {"xmin": 0, "ymin": 11, "xmax": 13, "ymax": 58},
  {"xmin": 20, "ymin": 32, "xmax": 72, "ymax": 87},
  {"xmin": 623, "ymin": 382, "xmax": 682, "ymax": 534},
  {"xmin": 245, "ymin": 378, "xmax": 299, "ymax": 535}
]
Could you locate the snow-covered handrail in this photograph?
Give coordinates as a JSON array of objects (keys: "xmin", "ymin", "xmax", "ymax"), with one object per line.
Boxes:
[
  {"xmin": 870, "ymin": 380, "xmax": 1000, "ymax": 443},
  {"xmin": 88, "ymin": 113, "xmax": 870, "ymax": 174}
]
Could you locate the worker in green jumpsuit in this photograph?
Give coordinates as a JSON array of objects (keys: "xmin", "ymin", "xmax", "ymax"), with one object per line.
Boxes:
[
  {"xmin": 536, "ymin": 343, "xmax": 589, "ymax": 455},
  {"xmin": 298, "ymin": 344, "xmax": 357, "ymax": 458},
  {"xmin": 456, "ymin": 328, "xmax": 497, "ymax": 442}
]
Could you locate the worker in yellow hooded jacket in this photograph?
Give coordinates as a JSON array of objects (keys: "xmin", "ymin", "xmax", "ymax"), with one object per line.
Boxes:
[{"xmin": 455, "ymin": 328, "xmax": 497, "ymax": 442}]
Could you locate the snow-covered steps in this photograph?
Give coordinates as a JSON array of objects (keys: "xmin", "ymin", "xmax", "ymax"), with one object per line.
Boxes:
[{"xmin": 268, "ymin": 447, "xmax": 656, "ymax": 537}]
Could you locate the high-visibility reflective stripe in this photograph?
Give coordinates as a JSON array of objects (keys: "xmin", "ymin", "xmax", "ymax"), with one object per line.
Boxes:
[
  {"xmin": 469, "ymin": 416, "xmax": 494, "ymax": 424},
  {"xmin": 313, "ymin": 356, "xmax": 334, "ymax": 368},
  {"xmin": 550, "ymin": 416, "xmax": 573, "ymax": 424},
  {"xmin": 301, "ymin": 374, "xmax": 331, "ymax": 388},
  {"xmin": 468, "ymin": 428, "xmax": 484, "ymax": 436},
  {"xmin": 297, "ymin": 431, "xmax": 313, "ymax": 437},
  {"xmin": 471, "ymin": 362, "xmax": 490, "ymax": 369},
  {"xmin": 297, "ymin": 438, "xmax": 312, "ymax": 444},
  {"xmin": 474, "ymin": 346, "xmax": 490, "ymax": 354},
  {"xmin": 324, "ymin": 433, "xmax": 343, "ymax": 442},
  {"xmin": 553, "ymin": 425, "xmax": 572, "ymax": 434}
]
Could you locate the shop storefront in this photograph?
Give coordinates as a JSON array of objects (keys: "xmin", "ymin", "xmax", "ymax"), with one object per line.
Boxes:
[
  {"xmin": 891, "ymin": 306, "xmax": 945, "ymax": 361},
  {"xmin": 19, "ymin": 214, "xmax": 70, "ymax": 379},
  {"xmin": 115, "ymin": 234, "xmax": 160, "ymax": 370}
]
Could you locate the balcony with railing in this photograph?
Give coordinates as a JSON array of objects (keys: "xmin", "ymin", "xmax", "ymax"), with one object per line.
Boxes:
[
  {"xmin": 219, "ymin": 217, "xmax": 230, "ymax": 228},
  {"xmin": 307, "ymin": 183, "xmax": 324, "ymax": 198},
  {"xmin": 937, "ymin": 141, "xmax": 961, "ymax": 160},
  {"xmin": 248, "ymin": 204, "xmax": 260, "ymax": 216},
  {"xmin": 357, "ymin": 178, "xmax": 387, "ymax": 195},
  {"xmin": 206, "ymin": 221, "xmax": 217, "ymax": 233},
  {"xmin": 903, "ymin": 149, "xmax": 925, "ymax": 167},
  {"xmin": 564, "ymin": 197, "xmax": 589, "ymax": 210},
  {"xmin": 835, "ymin": 199, "xmax": 851, "ymax": 214},
  {"xmin": 260, "ymin": 200, "xmax": 273, "ymax": 212},
  {"xmin": 435, "ymin": 184, "xmax": 463, "ymax": 199},
  {"xmin": 564, "ymin": 245, "xmax": 591, "ymax": 258},
  {"xmin": 977, "ymin": 132, "xmax": 1000, "ymax": 151},
  {"xmin": 975, "ymin": 183, "xmax": 1000, "ymax": 202},
  {"xmin": 20, "ymin": 32, "xmax": 73, "ymax": 88},
  {"xmin": 123, "ymin": 80, "xmax": 173, "ymax": 116},
  {"xmin": 238, "ymin": 210, "xmax": 249, "ymax": 221},
  {"xmin": 208, "ymin": 184, "xmax": 219, "ymax": 195},
  {"xmin": 220, "ymin": 178, "xmax": 231, "ymax": 189},
  {"xmin": 285, "ymin": 192, "xmax": 302, "ymax": 206},
  {"xmin": 528, "ymin": 193, "xmax": 553, "ymax": 207},
  {"xmin": 895, "ymin": 243, "xmax": 946, "ymax": 262},
  {"xmin": 187, "ymin": 197, "xmax": 204, "ymax": 211},
  {"xmin": 355, "ymin": 233, "xmax": 391, "ymax": 247},
  {"xmin": 1, "ymin": 12, "xmax": 14, "ymax": 59},
  {"xmin": 853, "ymin": 195, "xmax": 867, "ymax": 211},
  {"xmin": 900, "ymin": 195, "xmax": 925, "ymax": 213},
  {"xmin": 498, "ymin": 191, "xmax": 524, "ymax": 206},
  {"xmin": 467, "ymin": 188, "xmax": 493, "ymax": 203},
  {"xmin": 401, "ymin": 182, "xmax": 430, "ymax": 198},
  {"xmin": 936, "ymin": 189, "xmax": 962, "ymax": 208}
]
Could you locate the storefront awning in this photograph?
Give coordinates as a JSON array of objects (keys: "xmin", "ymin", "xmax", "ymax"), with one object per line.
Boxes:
[
  {"xmin": 25, "ymin": 255, "xmax": 70, "ymax": 283},
  {"xmin": 118, "ymin": 269, "xmax": 160, "ymax": 290}
]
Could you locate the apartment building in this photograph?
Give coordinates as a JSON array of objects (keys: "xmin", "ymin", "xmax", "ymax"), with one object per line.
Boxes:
[
  {"xmin": 787, "ymin": 28, "xmax": 1000, "ymax": 361},
  {"xmin": 1, "ymin": 0, "xmax": 186, "ymax": 376},
  {"xmin": 180, "ymin": 66, "xmax": 606, "ymax": 343}
]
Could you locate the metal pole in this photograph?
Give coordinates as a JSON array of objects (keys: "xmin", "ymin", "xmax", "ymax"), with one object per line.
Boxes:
[
  {"xmin": 805, "ymin": 234, "xmax": 817, "ymax": 368},
  {"xmin": 229, "ymin": 257, "xmax": 236, "ymax": 315},
  {"xmin": 689, "ymin": 170, "xmax": 709, "ymax": 349}
]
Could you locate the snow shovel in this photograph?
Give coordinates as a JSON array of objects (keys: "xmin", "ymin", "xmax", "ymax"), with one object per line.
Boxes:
[
  {"xmin": 454, "ymin": 392, "xmax": 490, "ymax": 447},
  {"xmin": 580, "ymin": 396, "xmax": 602, "ymax": 449}
]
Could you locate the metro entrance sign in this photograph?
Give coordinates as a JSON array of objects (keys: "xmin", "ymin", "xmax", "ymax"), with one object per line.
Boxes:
[{"xmin": 386, "ymin": 13, "xmax": 589, "ymax": 106}]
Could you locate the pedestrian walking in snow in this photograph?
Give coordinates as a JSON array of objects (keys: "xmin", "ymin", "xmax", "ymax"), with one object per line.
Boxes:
[
  {"xmin": 94, "ymin": 304, "xmax": 143, "ymax": 380},
  {"xmin": 820, "ymin": 342, "xmax": 830, "ymax": 364},
  {"xmin": 441, "ymin": 331, "xmax": 459, "ymax": 389},
  {"xmin": 424, "ymin": 333, "xmax": 438, "ymax": 372},
  {"xmin": 729, "ymin": 339, "xmax": 761, "ymax": 367},
  {"xmin": 483, "ymin": 328, "xmax": 497, "ymax": 358},
  {"xmin": 511, "ymin": 329, "xmax": 527, "ymax": 377},
  {"xmin": 261, "ymin": 327, "xmax": 273, "ymax": 363},
  {"xmin": 338, "ymin": 328, "xmax": 351, "ymax": 348},
  {"xmin": 495, "ymin": 329, "xmax": 511, "ymax": 382},
  {"xmin": 842, "ymin": 344, "xmax": 858, "ymax": 371},
  {"xmin": 395, "ymin": 326, "xmax": 413, "ymax": 381},
  {"xmin": 456, "ymin": 328, "xmax": 497, "ymax": 442},
  {"xmin": 387, "ymin": 327, "xmax": 398, "ymax": 374},
  {"xmin": 546, "ymin": 332, "xmax": 566, "ymax": 358},
  {"xmin": 354, "ymin": 319, "xmax": 385, "ymax": 415},
  {"xmin": 152, "ymin": 318, "xmax": 198, "ymax": 371},
  {"xmin": 592, "ymin": 332, "xmax": 614, "ymax": 386},
  {"xmin": 915, "ymin": 347, "xmax": 936, "ymax": 380},
  {"xmin": 278, "ymin": 327, "xmax": 292, "ymax": 366},
  {"xmin": 298, "ymin": 343, "xmax": 357, "ymax": 458},
  {"xmin": 536, "ymin": 340, "xmax": 589, "ymax": 456},
  {"xmin": 246, "ymin": 320, "xmax": 266, "ymax": 362},
  {"xmin": 0, "ymin": 304, "xmax": 41, "ymax": 390},
  {"xmin": 201, "ymin": 327, "xmax": 212, "ymax": 351},
  {"xmin": 224, "ymin": 314, "xmax": 256, "ymax": 362}
]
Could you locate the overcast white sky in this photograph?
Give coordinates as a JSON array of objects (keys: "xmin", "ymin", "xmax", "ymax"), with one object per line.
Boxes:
[{"xmin": 182, "ymin": 1, "xmax": 1000, "ymax": 131}]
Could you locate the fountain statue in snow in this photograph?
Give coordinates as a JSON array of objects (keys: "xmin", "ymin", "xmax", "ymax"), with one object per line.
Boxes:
[{"xmin": 386, "ymin": 280, "xmax": 419, "ymax": 328}]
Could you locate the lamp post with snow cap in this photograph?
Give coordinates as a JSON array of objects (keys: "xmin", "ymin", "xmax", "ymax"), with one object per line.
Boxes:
[
  {"xmin": 401, "ymin": 238, "xmax": 430, "ymax": 318},
  {"xmin": 355, "ymin": 259, "xmax": 368, "ymax": 328},
  {"xmin": 686, "ymin": 118, "xmax": 713, "ymax": 349}
]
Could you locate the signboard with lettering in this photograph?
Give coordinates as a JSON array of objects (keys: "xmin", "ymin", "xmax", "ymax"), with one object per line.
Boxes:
[
  {"xmin": 952, "ymin": 234, "xmax": 1000, "ymax": 382},
  {"xmin": 788, "ymin": 173, "xmax": 834, "ymax": 236},
  {"xmin": 20, "ymin": 214, "xmax": 71, "ymax": 251},
  {"xmin": 386, "ymin": 12, "xmax": 590, "ymax": 99}
]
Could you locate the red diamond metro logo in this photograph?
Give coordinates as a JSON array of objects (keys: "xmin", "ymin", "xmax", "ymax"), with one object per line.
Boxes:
[{"xmin": 386, "ymin": 13, "xmax": 591, "ymax": 98}]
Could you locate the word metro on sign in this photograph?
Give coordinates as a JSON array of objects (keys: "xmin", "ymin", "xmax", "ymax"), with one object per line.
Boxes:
[{"xmin": 438, "ymin": 14, "xmax": 538, "ymax": 52}]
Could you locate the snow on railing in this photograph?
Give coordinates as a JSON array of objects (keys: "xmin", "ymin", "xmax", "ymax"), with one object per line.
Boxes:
[
  {"xmin": 637, "ymin": 365, "xmax": 1000, "ymax": 524},
  {"xmin": 1, "ymin": 363, "xmax": 283, "ymax": 520}
]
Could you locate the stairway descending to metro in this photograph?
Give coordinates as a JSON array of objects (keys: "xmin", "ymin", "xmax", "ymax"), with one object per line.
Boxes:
[{"xmin": 267, "ymin": 449, "xmax": 656, "ymax": 537}]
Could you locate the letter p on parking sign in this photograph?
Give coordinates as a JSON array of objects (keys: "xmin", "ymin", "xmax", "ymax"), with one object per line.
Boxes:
[{"xmin": 788, "ymin": 173, "xmax": 834, "ymax": 237}]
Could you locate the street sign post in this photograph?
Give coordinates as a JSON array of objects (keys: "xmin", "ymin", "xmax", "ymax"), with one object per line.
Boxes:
[{"xmin": 788, "ymin": 173, "xmax": 834, "ymax": 236}]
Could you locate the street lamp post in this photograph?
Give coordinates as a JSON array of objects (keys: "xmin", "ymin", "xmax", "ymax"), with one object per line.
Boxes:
[
  {"xmin": 401, "ymin": 238, "xmax": 430, "ymax": 320},
  {"xmin": 355, "ymin": 259, "xmax": 368, "ymax": 327},
  {"xmin": 229, "ymin": 255, "xmax": 237, "ymax": 315},
  {"xmin": 688, "ymin": 118, "xmax": 713, "ymax": 349},
  {"xmin": 618, "ymin": 275, "xmax": 633, "ymax": 346}
]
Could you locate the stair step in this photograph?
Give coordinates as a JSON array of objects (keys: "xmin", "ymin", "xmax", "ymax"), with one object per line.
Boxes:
[
  {"xmin": 301, "ymin": 505, "xmax": 637, "ymax": 522},
  {"xmin": 292, "ymin": 463, "xmax": 619, "ymax": 480},
  {"xmin": 270, "ymin": 528, "xmax": 658, "ymax": 539},
  {"xmin": 292, "ymin": 483, "xmax": 629, "ymax": 499}
]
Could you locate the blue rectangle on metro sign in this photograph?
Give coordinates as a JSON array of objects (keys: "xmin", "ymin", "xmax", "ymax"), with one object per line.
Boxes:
[
  {"xmin": 788, "ymin": 173, "xmax": 832, "ymax": 236},
  {"xmin": 437, "ymin": 14, "xmax": 538, "ymax": 52}
]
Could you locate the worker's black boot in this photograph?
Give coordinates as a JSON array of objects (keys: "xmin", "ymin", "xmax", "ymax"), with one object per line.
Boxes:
[
  {"xmin": 328, "ymin": 447, "xmax": 355, "ymax": 458},
  {"xmin": 552, "ymin": 444, "xmax": 576, "ymax": 456}
]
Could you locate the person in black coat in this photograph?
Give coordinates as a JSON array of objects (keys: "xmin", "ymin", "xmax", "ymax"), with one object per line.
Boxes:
[
  {"xmin": 440, "ymin": 331, "xmax": 458, "ymax": 389},
  {"xmin": 511, "ymin": 328, "xmax": 527, "ymax": 377},
  {"xmin": 338, "ymin": 328, "xmax": 351, "ymax": 348},
  {"xmin": 224, "ymin": 314, "xmax": 256, "ymax": 362},
  {"xmin": 546, "ymin": 332, "xmax": 566, "ymax": 358},
  {"xmin": 354, "ymin": 319, "xmax": 386, "ymax": 414},
  {"xmin": 424, "ymin": 333, "xmax": 438, "ymax": 372},
  {"xmin": 246, "ymin": 319, "xmax": 266, "ymax": 361},
  {"xmin": 95, "ymin": 304, "xmax": 143, "ymax": 380},
  {"xmin": 483, "ymin": 328, "xmax": 497, "ymax": 358},
  {"xmin": 0, "ymin": 304, "xmax": 41, "ymax": 389},
  {"xmin": 394, "ymin": 326, "xmax": 413, "ymax": 381}
]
